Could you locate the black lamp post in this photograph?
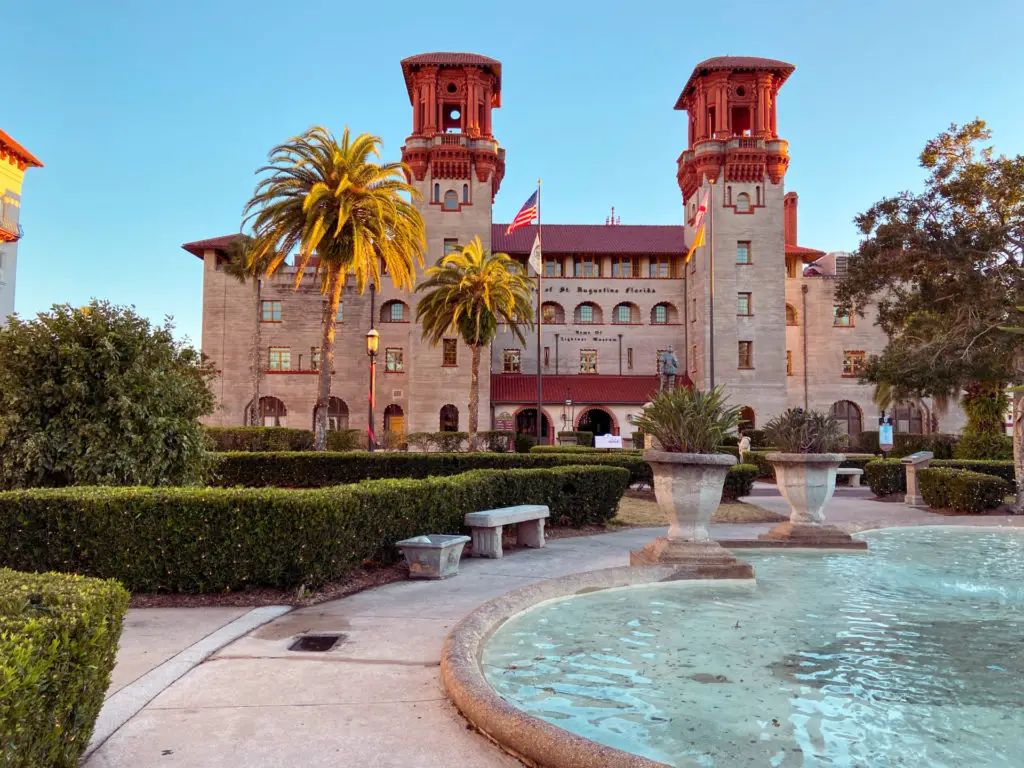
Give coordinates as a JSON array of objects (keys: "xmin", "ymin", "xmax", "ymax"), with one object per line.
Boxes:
[{"xmin": 366, "ymin": 329, "xmax": 379, "ymax": 452}]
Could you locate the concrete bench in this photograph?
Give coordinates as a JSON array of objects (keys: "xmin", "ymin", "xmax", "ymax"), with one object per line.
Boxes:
[
  {"xmin": 837, "ymin": 468, "xmax": 864, "ymax": 487},
  {"xmin": 464, "ymin": 504, "xmax": 550, "ymax": 559}
]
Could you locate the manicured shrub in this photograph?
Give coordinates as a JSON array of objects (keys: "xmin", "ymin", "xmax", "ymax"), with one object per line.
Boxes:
[
  {"xmin": 864, "ymin": 459, "xmax": 906, "ymax": 496},
  {"xmin": 840, "ymin": 453, "xmax": 879, "ymax": 471},
  {"xmin": 744, "ymin": 429, "xmax": 770, "ymax": 449},
  {"xmin": 722, "ymin": 464, "xmax": 757, "ymax": 500},
  {"xmin": 211, "ymin": 450, "xmax": 654, "ymax": 488},
  {"xmin": 953, "ymin": 433, "xmax": 1013, "ymax": 461},
  {"xmin": 918, "ymin": 468, "xmax": 1008, "ymax": 513},
  {"xmin": 719, "ymin": 445, "xmax": 741, "ymax": 461},
  {"xmin": 406, "ymin": 431, "xmax": 469, "ymax": 452},
  {"xmin": 515, "ymin": 433, "xmax": 537, "ymax": 453},
  {"xmin": 0, "ymin": 467, "xmax": 629, "ymax": 593},
  {"xmin": 743, "ymin": 450, "xmax": 777, "ymax": 480},
  {"xmin": 326, "ymin": 429, "xmax": 364, "ymax": 451},
  {"xmin": 557, "ymin": 431, "xmax": 594, "ymax": 447},
  {"xmin": 205, "ymin": 427, "xmax": 314, "ymax": 452},
  {"xmin": 935, "ymin": 459, "xmax": 1015, "ymax": 488},
  {"xmin": 894, "ymin": 433, "xmax": 958, "ymax": 459},
  {"xmin": 477, "ymin": 430, "xmax": 515, "ymax": 452},
  {"xmin": 0, "ymin": 569, "xmax": 129, "ymax": 767}
]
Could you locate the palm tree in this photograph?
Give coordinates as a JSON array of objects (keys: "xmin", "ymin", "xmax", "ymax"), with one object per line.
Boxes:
[
  {"xmin": 416, "ymin": 236, "xmax": 534, "ymax": 434},
  {"xmin": 222, "ymin": 233, "xmax": 272, "ymax": 426},
  {"xmin": 244, "ymin": 127, "xmax": 425, "ymax": 449}
]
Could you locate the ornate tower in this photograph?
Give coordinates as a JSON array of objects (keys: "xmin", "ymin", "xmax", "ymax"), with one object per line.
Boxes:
[
  {"xmin": 675, "ymin": 57, "xmax": 795, "ymax": 425},
  {"xmin": 0, "ymin": 130, "xmax": 43, "ymax": 327},
  {"xmin": 397, "ymin": 53, "xmax": 505, "ymax": 434}
]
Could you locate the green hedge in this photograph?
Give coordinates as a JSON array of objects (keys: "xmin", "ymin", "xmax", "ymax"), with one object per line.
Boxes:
[
  {"xmin": 743, "ymin": 450, "xmax": 776, "ymax": 480},
  {"xmin": 406, "ymin": 431, "xmax": 469, "ymax": 452},
  {"xmin": 864, "ymin": 458, "xmax": 1016, "ymax": 498},
  {"xmin": 0, "ymin": 466, "xmax": 629, "ymax": 594},
  {"xmin": 557, "ymin": 431, "xmax": 594, "ymax": 447},
  {"xmin": 204, "ymin": 426, "xmax": 363, "ymax": 452},
  {"xmin": 530, "ymin": 446, "xmax": 643, "ymax": 456},
  {"xmin": 954, "ymin": 433, "xmax": 1013, "ymax": 461},
  {"xmin": 855, "ymin": 431, "xmax": 959, "ymax": 459},
  {"xmin": 1, "ymin": 569, "xmax": 129, "ymax": 767},
  {"xmin": 723, "ymin": 464, "xmax": 757, "ymax": 500},
  {"xmin": 840, "ymin": 453, "xmax": 879, "ymax": 471},
  {"xmin": 918, "ymin": 468, "xmax": 1008, "ymax": 513}
]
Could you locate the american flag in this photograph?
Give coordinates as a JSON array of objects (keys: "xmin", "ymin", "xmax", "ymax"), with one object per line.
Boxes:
[{"xmin": 505, "ymin": 191, "xmax": 538, "ymax": 235}]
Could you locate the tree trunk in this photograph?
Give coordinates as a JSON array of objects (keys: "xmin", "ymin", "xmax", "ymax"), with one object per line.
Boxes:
[
  {"xmin": 1013, "ymin": 349, "xmax": 1024, "ymax": 513},
  {"xmin": 314, "ymin": 268, "xmax": 343, "ymax": 451},
  {"xmin": 468, "ymin": 343, "xmax": 481, "ymax": 435},
  {"xmin": 249, "ymin": 278, "xmax": 262, "ymax": 426}
]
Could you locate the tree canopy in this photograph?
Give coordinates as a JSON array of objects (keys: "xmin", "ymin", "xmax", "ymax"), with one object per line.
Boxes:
[{"xmin": 0, "ymin": 302, "xmax": 216, "ymax": 488}]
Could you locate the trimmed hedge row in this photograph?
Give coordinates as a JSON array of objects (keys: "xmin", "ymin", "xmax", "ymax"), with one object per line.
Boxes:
[
  {"xmin": 863, "ymin": 458, "xmax": 1016, "ymax": 497},
  {"xmin": 557, "ymin": 431, "xmax": 594, "ymax": 447},
  {"xmin": 853, "ymin": 431, "xmax": 958, "ymax": 459},
  {"xmin": 723, "ymin": 464, "xmax": 758, "ymax": 500},
  {"xmin": 0, "ymin": 466, "xmax": 630, "ymax": 593},
  {"xmin": 530, "ymin": 446, "xmax": 643, "ymax": 456},
  {"xmin": 918, "ymin": 468, "xmax": 1008, "ymax": 513},
  {"xmin": 204, "ymin": 426, "xmax": 363, "ymax": 452},
  {"xmin": 743, "ymin": 450, "xmax": 776, "ymax": 480},
  {"xmin": 1, "ymin": 569, "xmax": 129, "ymax": 767}
]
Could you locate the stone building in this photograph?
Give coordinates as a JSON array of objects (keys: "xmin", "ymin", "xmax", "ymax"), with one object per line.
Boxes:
[
  {"xmin": 183, "ymin": 53, "xmax": 962, "ymax": 444},
  {"xmin": 0, "ymin": 129, "xmax": 43, "ymax": 326}
]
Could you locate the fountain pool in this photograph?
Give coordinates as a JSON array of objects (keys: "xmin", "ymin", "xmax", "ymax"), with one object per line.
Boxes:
[{"xmin": 482, "ymin": 527, "xmax": 1024, "ymax": 767}]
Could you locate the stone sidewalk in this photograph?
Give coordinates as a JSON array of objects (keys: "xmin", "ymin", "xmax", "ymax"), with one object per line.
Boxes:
[{"xmin": 85, "ymin": 491, "xmax": 1023, "ymax": 767}]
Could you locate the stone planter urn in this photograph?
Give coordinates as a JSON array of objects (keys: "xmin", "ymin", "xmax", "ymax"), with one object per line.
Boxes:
[
  {"xmin": 396, "ymin": 534, "xmax": 471, "ymax": 579},
  {"xmin": 761, "ymin": 453, "xmax": 865, "ymax": 548},
  {"xmin": 631, "ymin": 451, "xmax": 753, "ymax": 578}
]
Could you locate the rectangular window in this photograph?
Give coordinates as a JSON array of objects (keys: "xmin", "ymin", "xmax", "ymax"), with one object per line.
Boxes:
[
  {"xmin": 690, "ymin": 344, "xmax": 698, "ymax": 373},
  {"xmin": 653, "ymin": 304, "xmax": 668, "ymax": 324},
  {"xmin": 691, "ymin": 297, "xmax": 697, "ymax": 322},
  {"xmin": 627, "ymin": 347, "xmax": 634, "ymax": 370},
  {"xmin": 261, "ymin": 300, "xmax": 282, "ymax": 322},
  {"xmin": 833, "ymin": 305, "xmax": 853, "ymax": 327},
  {"xmin": 580, "ymin": 349, "xmax": 598, "ymax": 374},
  {"xmin": 611, "ymin": 256, "xmax": 638, "ymax": 277},
  {"xmin": 544, "ymin": 257, "xmax": 562, "ymax": 277},
  {"xmin": 503, "ymin": 349, "xmax": 521, "ymax": 373},
  {"xmin": 616, "ymin": 305, "xmax": 632, "ymax": 324},
  {"xmin": 391, "ymin": 302, "xmax": 405, "ymax": 322},
  {"xmin": 542, "ymin": 304, "xmax": 560, "ymax": 324},
  {"xmin": 738, "ymin": 341, "xmax": 753, "ymax": 369},
  {"xmin": 835, "ymin": 255, "xmax": 849, "ymax": 277},
  {"xmin": 311, "ymin": 347, "xmax": 321, "ymax": 370},
  {"xmin": 786, "ymin": 350, "xmax": 792, "ymax": 376},
  {"xmin": 544, "ymin": 346, "xmax": 551, "ymax": 368},
  {"xmin": 737, "ymin": 241, "xmax": 751, "ymax": 265},
  {"xmin": 737, "ymin": 292, "xmax": 752, "ymax": 316},
  {"xmin": 843, "ymin": 350, "xmax": 866, "ymax": 377},
  {"xmin": 579, "ymin": 304, "xmax": 594, "ymax": 323},
  {"xmin": 268, "ymin": 347, "xmax": 291, "ymax": 370},
  {"xmin": 443, "ymin": 238, "xmax": 460, "ymax": 256},
  {"xmin": 385, "ymin": 347, "xmax": 404, "ymax": 373},
  {"xmin": 574, "ymin": 257, "xmax": 599, "ymax": 278},
  {"xmin": 442, "ymin": 338, "xmax": 457, "ymax": 367},
  {"xmin": 335, "ymin": 303, "xmax": 343, "ymax": 323},
  {"xmin": 649, "ymin": 257, "xmax": 671, "ymax": 278}
]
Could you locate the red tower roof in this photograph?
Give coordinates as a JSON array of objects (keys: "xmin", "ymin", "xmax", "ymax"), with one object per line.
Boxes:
[
  {"xmin": 181, "ymin": 234, "xmax": 241, "ymax": 258},
  {"xmin": 675, "ymin": 56, "xmax": 795, "ymax": 109},
  {"xmin": 0, "ymin": 129, "xmax": 43, "ymax": 170},
  {"xmin": 400, "ymin": 52, "xmax": 502, "ymax": 103}
]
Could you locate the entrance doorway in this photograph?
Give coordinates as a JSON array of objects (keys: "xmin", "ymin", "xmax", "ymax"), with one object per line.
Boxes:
[
  {"xmin": 577, "ymin": 407, "xmax": 614, "ymax": 436},
  {"xmin": 515, "ymin": 408, "xmax": 551, "ymax": 444},
  {"xmin": 383, "ymin": 404, "xmax": 405, "ymax": 437}
]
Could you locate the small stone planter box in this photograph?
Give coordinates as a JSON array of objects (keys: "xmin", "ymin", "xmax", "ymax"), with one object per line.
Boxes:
[{"xmin": 396, "ymin": 534, "xmax": 471, "ymax": 579}]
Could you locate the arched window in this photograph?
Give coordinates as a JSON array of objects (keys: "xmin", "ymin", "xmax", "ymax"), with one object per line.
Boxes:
[
  {"xmin": 462, "ymin": 184, "xmax": 469, "ymax": 204},
  {"xmin": 738, "ymin": 406, "xmax": 755, "ymax": 433},
  {"xmin": 252, "ymin": 396, "xmax": 287, "ymax": 427},
  {"xmin": 651, "ymin": 302, "xmax": 678, "ymax": 324},
  {"xmin": 786, "ymin": 304, "xmax": 798, "ymax": 325},
  {"xmin": 439, "ymin": 404, "xmax": 459, "ymax": 432},
  {"xmin": 443, "ymin": 190, "xmax": 459, "ymax": 210},
  {"xmin": 613, "ymin": 302, "xmax": 639, "ymax": 324},
  {"xmin": 541, "ymin": 301, "xmax": 565, "ymax": 324},
  {"xmin": 894, "ymin": 402, "xmax": 925, "ymax": 435},
  {"xmin": 381, "ymin": 300, "xmax": 408, "ymax": 323},
  {"xmin": 574, "ymin": 302, "xmax": 602, "ymax": 324},
  {"xmin": 736, "ymin": 193, "xmax": 751, "ymax": 213},
  {"xmin": 830, "ymin": 400, "xmax": 862, "ymax": 438},
  {"xmin": 433, "ymin": 183, "xmax": 440, "ymax": 203},
  {"xmin": 327, "ymin": 397, "xmax": 349, "ymax": 431}
]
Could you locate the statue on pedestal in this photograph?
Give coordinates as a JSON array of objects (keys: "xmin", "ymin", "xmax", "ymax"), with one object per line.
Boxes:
[{"xmin": 660, "ymin": 346, "xmax": 679, "ymax": 392}]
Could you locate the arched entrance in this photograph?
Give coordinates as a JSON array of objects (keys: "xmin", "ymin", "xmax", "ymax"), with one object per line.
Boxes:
[
  {"xmin": 327, "ymin": 397, "xmax": 349, "ymax": 430},
  {"xmin": 383, "ymin": 404, "xmax": 405, "ymax": 437},
  {"xmin": 830, "ymin": 400, "xmax": 862, "ymax": 439},
  {"xmin": 515, "ymin": 408, "xmax": 551, "ymax": 444},
  {"xmin": 738, "ymin": 406, "xmax": 755, "ymax": 433},
  {"xmin": 439, "ymin": 404, "xmax": 459, "ymax": 432},
  {"xmin": 577, "ymin": 407, "xmax": 615, "ymax": 436},
  {"xmin": 894, "ymin": 402, "xmax": 925, "ymax": 434},
  {"xmin": 249, "ymin": 396, "xmax": 287, "ymax": 427}
]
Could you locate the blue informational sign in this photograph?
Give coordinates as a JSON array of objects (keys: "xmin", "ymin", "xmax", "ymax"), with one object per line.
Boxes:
[{"xmin": 879, "ymin": 424, "xmax": 894, "ymax": 450}]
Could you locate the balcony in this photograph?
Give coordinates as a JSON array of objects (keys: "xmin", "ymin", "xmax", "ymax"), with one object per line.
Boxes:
[{"xmin": 0, "ymin": 215, "xmax": 22, "ymax": 243}]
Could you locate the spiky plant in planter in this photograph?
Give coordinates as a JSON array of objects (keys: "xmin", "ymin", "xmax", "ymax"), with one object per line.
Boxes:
[
  {"xmin": 760, "ymin": 408, "xmax": 860, "ymax": 546},
  {"xmin": 629, "ymin": 388, "xmax": 752, "ymax": 577}
]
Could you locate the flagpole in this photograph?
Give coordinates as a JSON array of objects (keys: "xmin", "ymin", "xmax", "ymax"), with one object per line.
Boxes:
[
  {"xmin": 708, "ymin": 181, "xmax": 716, "ymax": 389},
  {"xmin": 535, "ymin": 179, "xmax": 544, "ymax": 445}
]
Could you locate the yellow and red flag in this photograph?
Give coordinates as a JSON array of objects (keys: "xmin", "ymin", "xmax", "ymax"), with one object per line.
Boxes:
[{"xmin": 684, "ymin": 189, "xmax": 710, "ymax": 263}]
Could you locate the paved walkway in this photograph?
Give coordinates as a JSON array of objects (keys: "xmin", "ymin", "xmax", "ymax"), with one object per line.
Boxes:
[{"xmin": 86, "ymin": 489, "xmax": 1023, "ymax": 767}]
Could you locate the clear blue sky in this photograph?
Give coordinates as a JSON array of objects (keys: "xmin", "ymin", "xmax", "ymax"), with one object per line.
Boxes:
[{"xmin": 7, "ymin": 0, "xmax": 1024, "ymax": 346}]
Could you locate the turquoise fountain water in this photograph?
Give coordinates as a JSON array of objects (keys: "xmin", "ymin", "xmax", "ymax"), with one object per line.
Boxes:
[{"xmin": 483, "ymin": 527, "xmax": 1024, "ymax": 767}]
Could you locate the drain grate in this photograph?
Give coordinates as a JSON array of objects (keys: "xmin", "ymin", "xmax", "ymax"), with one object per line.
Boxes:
[{"xmin": 288, "ymin": 633, "xmax": 346, "ymax": 652}]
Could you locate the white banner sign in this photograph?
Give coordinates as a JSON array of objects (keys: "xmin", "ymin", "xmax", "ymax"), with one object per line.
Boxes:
[
  {"xmin": 595, "ymin": 434, "xmax": 623, "ymax": 449},
  {"xmin": 879, "ymin": 424, "xmax": 894, "ymax": 451}
]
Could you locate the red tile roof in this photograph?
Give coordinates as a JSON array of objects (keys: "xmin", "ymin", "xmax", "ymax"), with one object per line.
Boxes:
[
  {"xmin": 0, "ymin": 129, "xmax": 43, "ymax": 169},
  {"xmin": 181, "ymin": 234, "xmax": 241, "ymax": 259},
  {"xmin": 400, "ymin": 53, "xmax": 502, "ymax": 103},
  {"xmin": 493, "ymin": 224, "xmax": 686, "ymax": 255},
  {"xmin": 492, "ymin": 374, "xmax": 689, "ymax": 405},
  {"xmin": 676, "ymin": 56, "xmax": 796, "ymax": 108},
  {"xmin": 786, "ymin": 243, "xmax": 826, "ymax": 260}
]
